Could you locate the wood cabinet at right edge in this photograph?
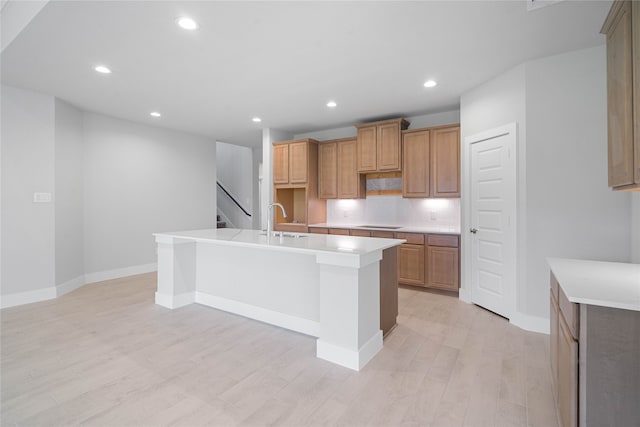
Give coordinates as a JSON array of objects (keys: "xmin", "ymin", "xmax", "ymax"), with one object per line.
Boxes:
[
  {"xmin": 402, "ymin": 125, "xmax": 460, "ymax": 198},
  {"xmin": 601, "ymin": 0, "xmax": 640, "ymax": 191}
]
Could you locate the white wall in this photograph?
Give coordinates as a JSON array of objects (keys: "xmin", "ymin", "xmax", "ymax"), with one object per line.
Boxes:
[
  {"xmin": 460, "ymin": 45, "xmax": 632, "ymax": 327},
  {"xmin": 524, "ymin": 45, "xmax": 630, "ymax": 316},
  {"xmin": 54, "ymin": 99, "xmax": 84, "ymax": 286},
  {"xmin": 83, "ymin": 113, "xmax": 217, "ymax": 275},
  {"xmin": 1, "ymin": 85, "xmax": 56, "ymax": 297},
  {"xmin": 632, "ymin": 193, "xmax": 640, "ymax": 263},
  {"xmin": 216, "ymin": 141, "xmax": 253, "ymax": 229}
]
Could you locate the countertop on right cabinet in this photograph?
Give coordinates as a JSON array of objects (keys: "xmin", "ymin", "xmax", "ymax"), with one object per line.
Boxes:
[{"xmin": 547, "ymin": 257, "xmax": 640, "ymax": 311}]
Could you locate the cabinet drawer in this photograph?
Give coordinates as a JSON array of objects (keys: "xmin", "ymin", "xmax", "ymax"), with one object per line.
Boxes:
[
  {"xmin": 309, "ymin": 227, "xmax": 328, "ymax": 234},
  {"xmin": 559, "ymin": 286, "xmax": 579, "ymax": 340},
  {"xmin": 328, "ymin": 228, "xmax": 350, "ymax": 235},
  {"xmin": 395, "ymin": 232, "xmax": 424, "ymax": 245},
  {"xmin": 350, "ymin": 229, "xmax": 372, "ymax": 237},
  {"xmin": 427, "ymin": 234, "xmax": 459, "ymax": 247},
  {"xmin": 550, "ymin": 272, "xmax": 559, "ymax": 304},
  {"xmin": 371, "ymin": 231, "xmax": 394, "ymax": 238}
]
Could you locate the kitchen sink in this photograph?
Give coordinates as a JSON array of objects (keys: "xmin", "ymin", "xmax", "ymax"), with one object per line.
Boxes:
[{"xmin": 358, "ymin": 225, "xmax": 402, "ymax": 230}]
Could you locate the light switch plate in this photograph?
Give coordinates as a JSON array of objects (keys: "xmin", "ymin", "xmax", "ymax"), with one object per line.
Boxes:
[{"xmin": 33, "ymin": 192, "xmax": 52, "ymax": 203}]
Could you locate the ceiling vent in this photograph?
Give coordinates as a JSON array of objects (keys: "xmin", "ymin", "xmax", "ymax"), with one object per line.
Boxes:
[{"xmin": 527, "ymin": 0, "xmax": 565, "ymax": 12}]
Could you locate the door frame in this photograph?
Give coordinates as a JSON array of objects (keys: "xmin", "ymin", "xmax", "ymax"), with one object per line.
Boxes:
[{"xmin": 460, "ymin": 123, "xmax": 518, "ymax": 321}]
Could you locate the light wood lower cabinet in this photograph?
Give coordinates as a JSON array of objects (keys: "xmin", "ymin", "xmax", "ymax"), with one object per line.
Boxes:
[
  {"xmin": 426, "ymin": 246, "xmax": 459, "ymax": 291},
  {"xmin": 398, "ymin": 243, "xmax": 425, "ymax": 286},
  {"xmin": 550, "ymin": 272, "xmax": 640, "ymax": 427}
]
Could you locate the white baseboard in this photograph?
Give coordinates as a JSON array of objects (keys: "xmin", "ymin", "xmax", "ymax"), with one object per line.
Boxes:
[
  {"xmin": 510, "ymin": 311, "xmax": 549, "ymax": 334},
  {"xmin": 458, "ymin": 287, "xmax": 471, "ymax": 303},
  {"xmin": 316, "ymin": 330, "xmax": 383, "ymax": 371},
  {"xmin": 84, "ymin": 263, "xmax": 157, "ymax": 284},
  {"xmin": 155, "ymin": 291, "xmax": 194, "ymax": 309},
  {"xmin": 1, "ymin": 286, "xmax": 57, "ymax": 309},
  {"xmin": 195, "ymin": 291, "xmax": 320, "ymax": 337},
  {"xmin": 1, "ymin": 263, "xmax": 158, "ymax": 309},
  {"xmin": 56, "ymin": 275, "xmax": 85, "ymax": 297}
]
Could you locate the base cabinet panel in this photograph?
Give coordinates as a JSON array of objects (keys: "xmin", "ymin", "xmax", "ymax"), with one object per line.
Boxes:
[{"xmin": 426, "ymin": 246, "xmax": 459, "ymax": 291}]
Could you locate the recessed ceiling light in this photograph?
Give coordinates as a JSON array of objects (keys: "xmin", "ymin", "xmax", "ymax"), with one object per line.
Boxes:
[
  {"xmin": 150, "ymin": 112, "xmax": 161, "ymax": 117},
  {"xmin": 94, "ymin": 65, "xmax": 112, "ymax": 74},
  {"xmin": 252, "ymin": 117, "xmax": 262, "ymax": 123},
  {"xmin": 424, "ymin": 80, "xmax": 437, "ymax": 88},
  {"xmin": 177, "ymin": 17, "xmax": 198, "ymax": 30},
  {"xmin": 326, "ymin": 101, "xmax": 337, "ymax": 108}
]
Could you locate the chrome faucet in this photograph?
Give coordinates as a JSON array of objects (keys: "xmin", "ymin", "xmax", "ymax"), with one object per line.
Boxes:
[{"xmin": 267, "ymin": 202, "xmax": 287, "ymax": 236}]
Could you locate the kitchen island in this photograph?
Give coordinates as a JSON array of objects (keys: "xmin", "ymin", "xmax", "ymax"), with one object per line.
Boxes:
[{"xmin": 153, "ymin": 228, "xmax": 404, "ymax": 371}]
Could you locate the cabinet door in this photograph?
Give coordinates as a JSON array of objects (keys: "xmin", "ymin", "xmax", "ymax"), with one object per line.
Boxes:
[
  {"xmin": 402, "ymin": 130, "xmax": 430, "ymax": 198},
  {"xmin": 378, "ymin": 122, "xmax": 402, "ymax": 171},
  {"xmin": 289, "ymin": 142, "xmax": 308, "ymax": 184},
  {"xmin": 550, "ymin": 294, "xmax": 559, "ymax": 393},
  {"xmin": 431, "ymin": 126, "xmax": 460, "ymax": 197},
  {"xmin": 328, "ymin": 228, "xmax": 350, "ymax": 235},
  {"xmin": 605, "ymin": 0, "xmax": 635, "ymax": 187},
  {"xmin": 426, "ymin": 246, "xmax": 459, "ymax": 291},
  {"xmin": 558, "ymin": 313, "xmax": 578, "ymax": 427},
  {"xmin": 318, "ymin": 142, "xmax": 337, "ymax": 199},
  {"xmin": 337, "ymin": 139, "xmax": 363, "ymax": 199},
  {"xmin": 398, "ymin": 244, "xmax": 425, "ymax": 286},
  {"xmin": 357, "ymin": 125, "xmax": 377, "ymax": 172},
  {"xmin": 273, "ymin": 144, "xmax": 289, "ymax": 184}
]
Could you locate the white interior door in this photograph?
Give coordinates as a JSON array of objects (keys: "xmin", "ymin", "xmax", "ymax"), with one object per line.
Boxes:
[{"xmin": 469, "ymin": 128, "xmax": 516, "ymax": 319}]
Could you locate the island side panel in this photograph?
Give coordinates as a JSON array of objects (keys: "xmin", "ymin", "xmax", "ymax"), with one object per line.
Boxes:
[
  {"xmin": 194, "ymin": 242, "xmax": 321, "ymax": 336},
  {"xmin": 155, "ymin": 236, "xmax": 197, "ymax": 309},
  {"xmin": 583, "ymin": 304, "xmax": 640, "ymax": 427},
  {"xmin": 316, "ymin": 260, "xmax": 382, "ymax": 371}
]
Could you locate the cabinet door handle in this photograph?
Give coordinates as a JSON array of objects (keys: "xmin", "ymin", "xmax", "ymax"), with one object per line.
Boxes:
[{"xmin": 470, "ymin": 228, "xmax": 477, "ymax": 234}]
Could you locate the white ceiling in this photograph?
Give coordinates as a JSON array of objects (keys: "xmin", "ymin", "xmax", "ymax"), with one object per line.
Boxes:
[{"xmin": 1, "ymin": 0, "xmax": 612, "ymax": 147}]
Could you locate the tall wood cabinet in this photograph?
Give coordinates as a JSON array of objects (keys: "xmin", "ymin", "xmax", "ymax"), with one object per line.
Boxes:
[
  {"xmin": 402, "ymin": 129, "xmax": 431, "ymax": 198},
  {"xmin": 402, "ymin": 125, "xmax": 460, "ymax": 198},
  {"xmin": 601, "ymin": 0, "xmax": 640, "ymax": 191},
  {"xmin": 272, "ymin": 138, "xmax": 326, "ymax": 232},
  {"xmin": 431, "ymin": 126, "xmax": 461, "ymax": 197},
  {"xmin": 318, "ymin": 138, "xmax": 365, "ymax": 199},
  {"xmin": 356, "ymin": 118, "xmax": 409, "ymax": 172}
]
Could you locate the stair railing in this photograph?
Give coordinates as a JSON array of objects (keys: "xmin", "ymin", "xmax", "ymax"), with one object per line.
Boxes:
[{"xmin": 217, "ymin": 181, "xmax": 252, "ymax": 218}]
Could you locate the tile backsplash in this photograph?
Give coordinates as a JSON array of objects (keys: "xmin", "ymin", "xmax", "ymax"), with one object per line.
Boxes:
[{"xmin": 326, "ymin": 195, "xmax": 460, "ymax": 228}]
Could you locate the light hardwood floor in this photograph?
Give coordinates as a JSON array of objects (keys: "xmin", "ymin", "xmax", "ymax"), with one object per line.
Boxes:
[{"xmin": 1, "ymin": 273, "xmax": 559, "ymax": 426}]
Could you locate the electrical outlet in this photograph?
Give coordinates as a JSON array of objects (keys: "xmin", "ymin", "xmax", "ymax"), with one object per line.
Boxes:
[
  {"xmin": 430, "ymin": 210, "xmax": 437, "ymax": 220},
  {"xmin": 343, "ymin": 210, "xmax": 349, "ymax": 218}
]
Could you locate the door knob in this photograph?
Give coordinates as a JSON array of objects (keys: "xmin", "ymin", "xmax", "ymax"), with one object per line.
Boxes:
[{"xmin": 470, "ymin": 228, "xmax": 477, "ymax": 234}]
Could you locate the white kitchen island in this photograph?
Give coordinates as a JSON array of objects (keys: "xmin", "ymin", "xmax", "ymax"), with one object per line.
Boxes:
[{"xmin": 153, "ymin": 228, "xmax": 404, "ymax": 371}]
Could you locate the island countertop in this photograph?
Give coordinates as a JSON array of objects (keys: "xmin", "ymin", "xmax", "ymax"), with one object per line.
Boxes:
[
  {"xmin": 547, "ymin": 257, "xmax": 640, "ymax": 311},
  {"xmin": 154, "ymin": 228, "xmax": 405, "ymax": 257}
]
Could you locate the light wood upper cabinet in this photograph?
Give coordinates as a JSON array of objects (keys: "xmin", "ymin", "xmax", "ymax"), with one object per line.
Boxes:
[
  {"xmin": 402, "ymin": 129, "xmax": 431, "ymax": 198},
  {"xmin": 602, "ymin": 0, "xmax": 640, "ymax": 191},
  {"xmin": 356, "ymin": 118, "xmax": 409, "ymax": 172},
  {"xmin": 356, "ymin": 126, "xmax": 378, "ymax": 172},
  {"xmin": 273, "ymin": 139, "xmax": 316, "ymax": 186},
  {"xmin": 289, "ymin": 141, "xmax": 309, "ymax": 184},
  {"xmin": 337, "ymin": 138, "xmax": 365, "ymax": 199},
  {"xmin": 319, "ymin": 138, "xmax": 365, "ymax": 200},
  {"xmin": 273, "ymin": 143, "xmax": 289, "ymax": 184},
  {"xmin": 318, "ymin": 142, "xmax": 337, "ymax": 199},
  {"xmin": 431, "ymin": 126, "xmax": 460, "ymax": 197}
]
